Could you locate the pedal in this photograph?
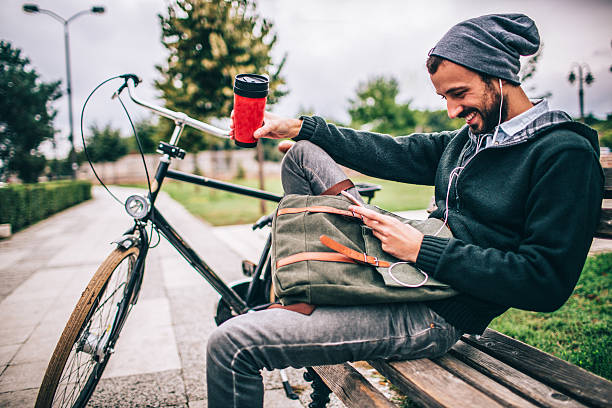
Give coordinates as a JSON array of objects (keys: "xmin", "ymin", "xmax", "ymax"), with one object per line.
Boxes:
[
  {"xmin": 241, "ymin": 260, "xmax": 256, "ymax": 277},
  {"xmin": 280, "ymin": 369, "xmax": 299, "ymax": 400}
]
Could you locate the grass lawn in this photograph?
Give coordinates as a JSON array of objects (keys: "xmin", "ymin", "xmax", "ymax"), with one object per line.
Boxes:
[
  {"xmin": 489, "ymin": 252, "xmax": 612, "ymax": 380},
  {"xmin": 158, "ymin": 175, "xmax": 434, "ymax": 226}
]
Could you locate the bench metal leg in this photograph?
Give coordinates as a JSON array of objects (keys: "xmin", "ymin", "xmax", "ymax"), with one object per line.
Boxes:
[{"xmin": 304, "ymin": 367, "xmax": 331, "ymax": 408}]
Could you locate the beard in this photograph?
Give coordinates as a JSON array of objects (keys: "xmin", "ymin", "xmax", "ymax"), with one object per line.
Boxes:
[{"xmin": 464, "ymin": 83, "xmax": 508, "ymax": 135}]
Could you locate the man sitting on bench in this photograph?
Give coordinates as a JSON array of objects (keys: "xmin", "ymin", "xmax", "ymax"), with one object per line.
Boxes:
[{"xmin": 206, "ymin": 13, "xmax": 604, "ymax": 408}]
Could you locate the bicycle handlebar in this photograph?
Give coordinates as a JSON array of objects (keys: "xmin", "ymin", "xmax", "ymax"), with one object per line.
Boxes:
[{"xmin": 119, "ymin": 74, "xmax": 230, "ymax": 139}]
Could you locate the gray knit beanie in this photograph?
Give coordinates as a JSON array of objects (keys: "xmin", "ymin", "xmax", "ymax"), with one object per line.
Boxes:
[{"xmin": 429, "ymin": 14, "xmax": 540, "ymax": 85}]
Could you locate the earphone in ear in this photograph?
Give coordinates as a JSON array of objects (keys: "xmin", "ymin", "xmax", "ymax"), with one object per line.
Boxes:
[{"xmin": 492, "ymin": 78, "xmax": 504, "ymax": 144}]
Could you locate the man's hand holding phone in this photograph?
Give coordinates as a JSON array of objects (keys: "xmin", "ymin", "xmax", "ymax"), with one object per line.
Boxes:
[{"xmin": 349, "ymin": 205, "xmax": 424, "ymax": 263}]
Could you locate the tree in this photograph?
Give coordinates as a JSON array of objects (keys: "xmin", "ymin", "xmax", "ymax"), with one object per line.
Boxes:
[
  {"xmin": 0, "ymin": 41, "xmax": 61, "ymax": 182},
  {"xmin": 126, "ymin": 116, "xmax": 163, "ymax": 154},
  {"xmin": 85, "ymin": 123, "xmax": 128, "ymax": 163},
  {"xmin": 348, "ymin": 75, "xmax": 469, "ymax": 135},
  {"xmin": 156, "ymin": 0, "xmax": 287, "ymax": 153},
  {"xmin": 413, "ymin": 109, "xmax": 464, "ymax": 133},
  {"xmin": 519, "ymin": 44, "xmax": 551, "ymax": 100},
  {"xmin": 348, "ymin": 75, "xmax": 416, "ymax": 135},
  {"xmin": 584, "ymin": 113, "xmax": 612, "ymax": 148}
]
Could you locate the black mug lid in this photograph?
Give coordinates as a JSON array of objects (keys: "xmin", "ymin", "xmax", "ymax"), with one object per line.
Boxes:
[{"xmin": 234, "ymin": 74, "xmax": 269, "ymax": 98}]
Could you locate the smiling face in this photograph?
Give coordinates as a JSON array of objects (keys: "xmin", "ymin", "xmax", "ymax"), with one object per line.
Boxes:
[{"xmin": 430, "ymin": 59, "xmax": 506, "ymax": 134}]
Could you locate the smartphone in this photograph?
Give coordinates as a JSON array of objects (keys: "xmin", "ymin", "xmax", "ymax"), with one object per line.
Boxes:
[{"xmin": 340, "ymin": 190, "xmax": 363, "ymax": 207}]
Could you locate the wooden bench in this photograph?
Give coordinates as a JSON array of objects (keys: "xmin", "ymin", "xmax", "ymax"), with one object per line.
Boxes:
[{"xmin": 311, "ymin": 167, "xmax": 612, "ymax": 408}]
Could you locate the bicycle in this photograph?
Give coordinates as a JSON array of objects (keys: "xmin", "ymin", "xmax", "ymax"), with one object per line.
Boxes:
[{"xmin": 34, "ymin": 74, "xmax": 381, "ymax": 408}]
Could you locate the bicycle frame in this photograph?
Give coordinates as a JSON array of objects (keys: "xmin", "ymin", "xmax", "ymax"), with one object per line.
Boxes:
[{"xmin": 119, "ymin": 75, "xmax": 282, "ymax": 317}]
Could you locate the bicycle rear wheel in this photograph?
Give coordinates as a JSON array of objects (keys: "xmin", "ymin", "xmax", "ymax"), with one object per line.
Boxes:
[{"xmin": 35, "ymin": 246, "xmax": 140, "ymax": 408}]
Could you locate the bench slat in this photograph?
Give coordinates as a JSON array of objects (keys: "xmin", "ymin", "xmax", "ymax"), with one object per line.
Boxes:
[
  {"xmin": 595, "ymin": 208, "xmax": 612, "ymax": 238},
  {"xmin": 312, "ymin": 363, "xmax": 396, "ymax": 408},
  {"xmin": 370, "ymin": 358, "xmax": 505, "ymax": 408},
  {"xmin": 450, "ymin": 340, "xmax": 587, "ymax": 408},
  {"xmin": 461, "ymin": 329, "xmax": 612, "ymax": 407},
  {"xmin": 433, "ymin": 353, "xmax": 540, "ymax": 408}
]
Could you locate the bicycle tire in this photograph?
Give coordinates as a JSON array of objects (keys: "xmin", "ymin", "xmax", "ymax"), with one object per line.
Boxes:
[{"xmin": 35, "ymin": 246, "xmax": 140, "ymax": 408}]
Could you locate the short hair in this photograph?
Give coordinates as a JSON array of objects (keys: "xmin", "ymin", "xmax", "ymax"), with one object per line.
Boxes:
[
  {"xmin": 426, "ymin": 55, "xmax": 493, "ymax": 85},
  {"xmin": 426, "ymin": 54, "xmax": 444, "ymax": 75}
]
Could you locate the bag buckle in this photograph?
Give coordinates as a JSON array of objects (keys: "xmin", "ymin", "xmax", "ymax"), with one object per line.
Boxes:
[{"xmin": 363, "ymin": 254, "xmax": 380, "ymax": 267}]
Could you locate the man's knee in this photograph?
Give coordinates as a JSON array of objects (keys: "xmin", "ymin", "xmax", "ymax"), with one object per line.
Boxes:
[
  {"xmin": 206, "ymin": 314, "xmax": 260, "ymax": 361},
  {"xmin": 207, "ymin": 314, "xmax": 271, "ymax": 375},
  {"xmin": 290, "ymin": 139, "xmax": 317, "ymax": 153},
  {"xmin": 207, "ymin": 322, "xmax": 233, "ymax": 363},
  {"xmin": 281, "ymin": 140, "xmax": 316, "ymax": 168}
]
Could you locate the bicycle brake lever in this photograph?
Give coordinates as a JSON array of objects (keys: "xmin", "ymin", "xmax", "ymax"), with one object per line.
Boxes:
[
  {"xmin": 120, "ymin": 73, "xmax": 142, "ymax": 86},
  {"xmin": 111, "ymin": 83, "xmax": 128, "ymax": 100},
  {"xmin": 112, "ymin": 74, "xmax": 142, "ymax": 100},
  {"xmin": 112, "ymin": 234, "xmax": 140, "ymax": 249},
  {"xmin": 252, "ymin": 214, "xmax": 274, "ymax": 230}
]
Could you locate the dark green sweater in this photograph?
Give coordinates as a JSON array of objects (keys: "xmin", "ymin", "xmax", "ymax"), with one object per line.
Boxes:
[{"xmin": 295, "ymin": 116, "xmax": 604, "ymax": 334}]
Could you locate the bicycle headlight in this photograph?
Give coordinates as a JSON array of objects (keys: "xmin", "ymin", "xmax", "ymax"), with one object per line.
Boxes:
[{"xmin": 125, "ymin": 195, "xmax": 150, "ymax": 219}]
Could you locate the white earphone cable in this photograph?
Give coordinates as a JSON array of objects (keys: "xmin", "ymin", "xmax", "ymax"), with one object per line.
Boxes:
[{"xmin": 492, "ymin": 78, "xmax": 503, "ymax": 144}]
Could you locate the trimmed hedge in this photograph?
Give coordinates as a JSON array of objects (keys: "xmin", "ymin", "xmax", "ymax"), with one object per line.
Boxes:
[{"xmin": 0, "ymin": 180, "xmax": 92, "ymax": 232}]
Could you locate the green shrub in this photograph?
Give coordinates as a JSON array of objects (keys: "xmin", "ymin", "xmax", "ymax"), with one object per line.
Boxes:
[{"xmin": 0, "ymin": 180, "xmax": 92, "ymax": 232}]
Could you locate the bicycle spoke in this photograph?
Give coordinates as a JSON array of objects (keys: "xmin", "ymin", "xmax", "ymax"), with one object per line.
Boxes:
[
  {"xmin": 55, "ymin": 349, "xmax": 95, "ymax": 406},
  {"xmin": 92, "ymin": 281, "xmax": 126, "ymax": 316}
]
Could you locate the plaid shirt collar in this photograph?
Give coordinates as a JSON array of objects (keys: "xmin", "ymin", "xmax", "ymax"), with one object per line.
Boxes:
[{"xmin": 462, "ymin": 100, "xmax": 572, "ymax": 164}]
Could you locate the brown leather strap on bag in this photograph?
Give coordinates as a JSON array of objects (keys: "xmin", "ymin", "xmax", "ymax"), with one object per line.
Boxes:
[
  {"xmin": 275, "ymin": 238, "xmax": 390, "ymax": 269},
  {"xmin": 276, "ymin": 205, "xmax": 363, "ymax": 220},
  {"xmin": 266, "ymin": 302, "xmax": 316, "ymax": 315},
  {"xmin": 276, "ymin": 251, "xmax": 357, "ymax": 269},
  {"xmin": 320, "ymin": 179, "xmax": 355, "ymax": 196},
  {"xmin": 319, "ymin": 235, "xmax": 390, "ymax": 267}
]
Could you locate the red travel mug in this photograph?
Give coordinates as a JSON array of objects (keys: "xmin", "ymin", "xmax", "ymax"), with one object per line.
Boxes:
[{"xmin": 233, "ymin": 74, "xmax": 269, "ymax": 148}]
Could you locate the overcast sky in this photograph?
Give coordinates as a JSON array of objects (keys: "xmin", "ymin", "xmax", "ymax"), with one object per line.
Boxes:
[{"xmin": 2, "ymin": 0, "xmax": 611, "ymax": 157}]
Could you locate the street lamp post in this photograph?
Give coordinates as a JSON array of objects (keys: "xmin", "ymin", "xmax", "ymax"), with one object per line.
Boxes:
[
  {"xmin": 23, "ymin": 4, "xmax": 105, "ymax": 178},
  {"xmin": 568, "ymin": 62, "xmax": 594, "ymax": 121}
]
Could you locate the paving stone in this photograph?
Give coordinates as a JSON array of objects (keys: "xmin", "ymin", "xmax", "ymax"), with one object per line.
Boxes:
[
  {"xmin": 188, "ymin": 399, "xmax": 206, "ymax": 408},
  {"xmin": 0, "ymin": 296, "xmax": 55, "ymax": 331},
  {"xmin": 89, "ymin": 369, "xmax": 187, "ymax": 408},
  {"xmin": 10, "ymin": 334, "xmax": 57, "ymax": 365},
  {"xmin": 0, "ymin": 361, "xmax": 46, "ymax": 393},
  {"xmin": 0, "ymin": 388, "xmax": 37, "ymax": 408},
  {"xmin": 0, "ymin": 345, "xmax": 19, "ymax": 368},
  {"xmin": 0, "ymin": 325, "xmax": 33, "ymax": 348},
  {"xmin": 263, "ymin": 388, "xmax": 304, "ymax": 408},
  {"xmin": 103, "ymin": 297, "xmax": 181, "ymax": 379}
]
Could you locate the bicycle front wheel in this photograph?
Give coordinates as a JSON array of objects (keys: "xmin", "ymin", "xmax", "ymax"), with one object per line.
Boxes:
[{"xmin": 35, "ymin": 246, "xmax": 140, "ymax": 408}]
